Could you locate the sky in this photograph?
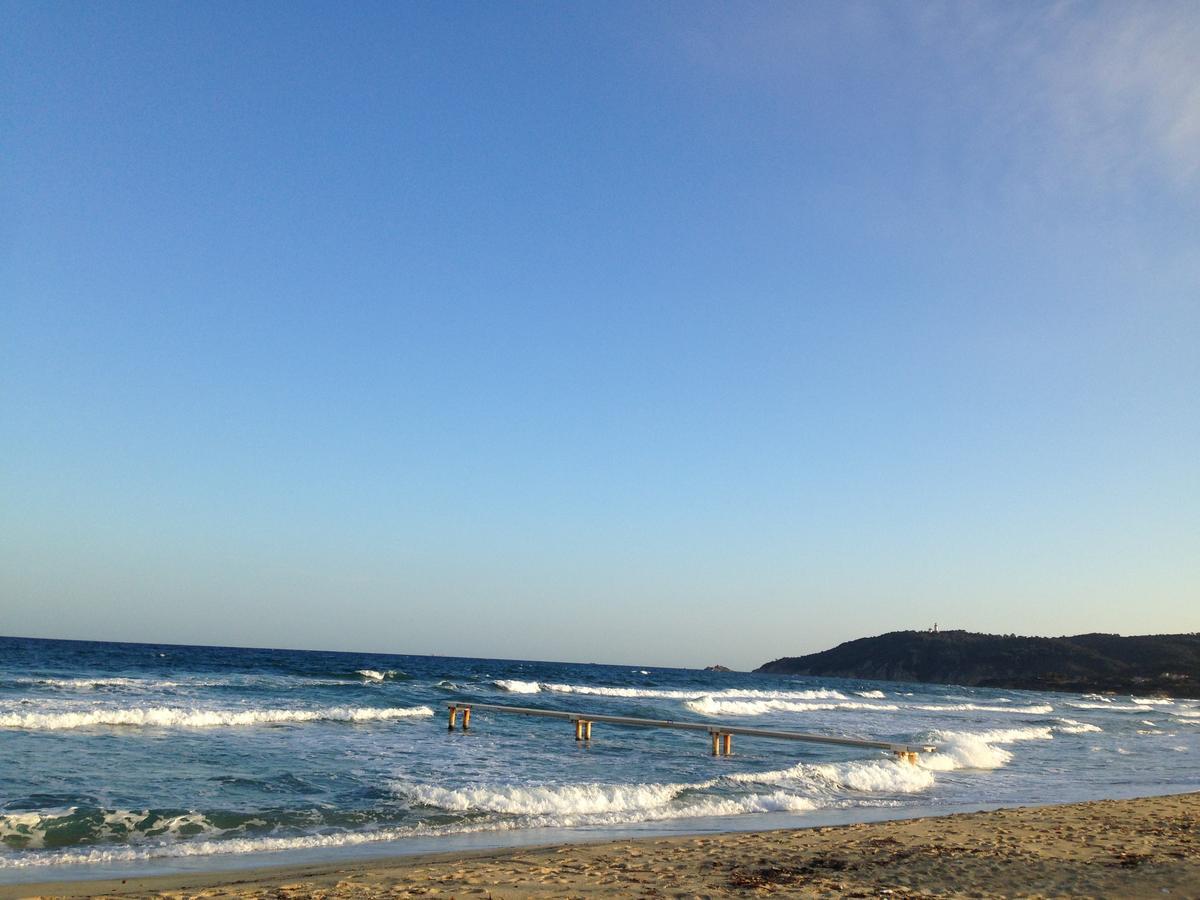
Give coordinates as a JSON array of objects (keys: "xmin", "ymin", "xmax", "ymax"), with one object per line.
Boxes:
[{"xmin": 2, "ymin": 1, "xmax": 1197, "ymax": 669}]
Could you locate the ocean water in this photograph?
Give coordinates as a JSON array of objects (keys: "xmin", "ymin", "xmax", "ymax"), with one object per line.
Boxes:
[{"xmin": 1, "ymin": 636, "xmax": 1197, "ymax": 883}]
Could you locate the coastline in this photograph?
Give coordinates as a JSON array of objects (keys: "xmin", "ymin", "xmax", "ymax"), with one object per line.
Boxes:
[{"xmin": 10, "ymin": 792, "xmax": 1197, "ymax": 899}]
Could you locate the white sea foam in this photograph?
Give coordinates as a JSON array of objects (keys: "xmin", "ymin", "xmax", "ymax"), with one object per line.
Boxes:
[
  {"xmin": 685, "ymin": 697, "xmax": 899, "ymax": 716},
  {"xmin": 729, "ymin": 758, "xmax": 935, "ymax": 793},
  {"xmin": 491, "ymin": 681, "xmax": 850, "ymax": 702},
  {"xmin": 404, "ymin": 780, "xmax": 705, "ymax": 816},
  {"xmin": 399, "ymin": 779, "xmax": 817, "ymax": 822},
  {"xmin": 1069, "ymin": 703, "xmax": 1153, "ymax": 711},
  {"xmin": 1055, "ymin": 718, "xmax": 1103, "ymax": 734},
  {"xmin": 0, "ymin": 785, "xmax": 821, "ymax": 869},
  {"xmin": 1131, "ymin": 697, "xmax": 1174, "ymax": 705},
  {"xmin": 811, "ymin": 760, "xmax": 936, "ymax": 793},
  {"xmin": 492, "ymin": 679, "xmax": 542, "ymax": 693},
  {"xmin": 7, "ymin": 677, "xmax": 182, "ymax": 690},
  {"xmin": 0, "ymin": 705, "xmax": 433, "ymax": 730},
  {"xmin": 682, "ymin": 696, "xmax": 1049, "ymax": 717},
  {"xmin": 911, "ymin": 703, "xmax": 1054, "ymax": 715},
  {"xmin": 920, "ymin": 726, "xmax": 1054, "ymax": 771},
  {"xmin": 855, "ymin": 690, "xmax": 886, "ymax": 699}
]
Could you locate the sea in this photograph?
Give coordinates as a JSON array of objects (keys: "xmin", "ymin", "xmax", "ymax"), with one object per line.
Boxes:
[{"xmin": 2, "ymin": 636, "xmax": 1198, "ymax": 884}]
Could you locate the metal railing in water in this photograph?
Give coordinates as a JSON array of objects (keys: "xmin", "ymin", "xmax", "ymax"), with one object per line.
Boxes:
[{"xmin": 445, "ymin": 702, "xmax": 936, "ymax": 762}]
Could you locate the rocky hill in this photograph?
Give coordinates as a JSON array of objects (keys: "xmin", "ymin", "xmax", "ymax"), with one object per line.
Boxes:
[{"xmin": 755, "ymin": 630, "xmax": 1200, "ymax": 697}]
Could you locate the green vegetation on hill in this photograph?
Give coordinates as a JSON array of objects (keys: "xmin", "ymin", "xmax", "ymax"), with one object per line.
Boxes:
[{"xmin": 755, "ymin": 630, "xmax": 1200, "ymax": 697}]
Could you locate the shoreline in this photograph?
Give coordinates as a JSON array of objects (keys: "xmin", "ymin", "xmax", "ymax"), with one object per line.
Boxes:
[{"xmin": 9, "ymin": 792, "xmax": 1198, "ymax": 898}]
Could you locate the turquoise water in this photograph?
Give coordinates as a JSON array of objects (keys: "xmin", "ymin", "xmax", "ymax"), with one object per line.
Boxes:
[{"xmin": 2, "ymin": 636, "xmax": 1197, "ymax": 882}]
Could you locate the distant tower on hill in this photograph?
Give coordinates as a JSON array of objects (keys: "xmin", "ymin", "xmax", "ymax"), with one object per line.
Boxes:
[{"xmin": 933, "ymin": 622, "xmax": 939, "ymax": 634}]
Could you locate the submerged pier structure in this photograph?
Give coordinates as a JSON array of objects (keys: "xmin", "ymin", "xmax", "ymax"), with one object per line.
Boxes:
[{"xmin": 446, "ymin": 702, "xmax": 935, "ymax": 763}]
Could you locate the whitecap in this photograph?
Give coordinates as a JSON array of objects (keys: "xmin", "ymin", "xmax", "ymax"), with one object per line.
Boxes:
[
  {"xmin": 685, "ymin": 697, "xmax": 899, "ymax": 716},
  {"xmin": 492, "ymin": 679, "xmax": 542, "ymax": 693},
  {"xmin": 911, "ymin": 703, "xmax": 1054, "ymax": 715},
  {"xmin": 0, "ymin": 705, "xmax": 433, "ymax": 730},
  {"xmin": 920, "ymin": 726, "xmax": 1054, "ymax": 771}
]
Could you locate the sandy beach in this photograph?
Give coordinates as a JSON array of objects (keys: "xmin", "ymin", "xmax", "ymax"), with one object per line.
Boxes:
[{"xmin": 10, "ymin": 792, "xmax": 1197, "ymax": 899}]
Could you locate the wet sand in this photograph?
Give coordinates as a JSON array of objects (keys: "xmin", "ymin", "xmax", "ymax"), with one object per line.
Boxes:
[{"xmin": 10, "ymin": 792, "xmax": 1198, "ymax": 899}]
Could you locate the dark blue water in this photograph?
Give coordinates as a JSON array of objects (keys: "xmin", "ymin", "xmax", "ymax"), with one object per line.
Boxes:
[{"xmin": 2, "ymin": 636, "xmax": 1197, "ymax": 882}]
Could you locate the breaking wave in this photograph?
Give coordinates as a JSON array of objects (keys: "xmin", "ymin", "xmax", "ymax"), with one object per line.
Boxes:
[
  {"xmin": 0, "ymin": 705, "xmax": 433, "ymax": 730},
  {"xmin": 921, "ymin": 726, "xmax": 1054, "ymax": 771},
  {"xmin": 492, "ymin": 679, "xmax": 543, "ymax": 694},
  {"xmin": 726, "ymin": 759, "xmax": 934, "ymax": 794},
  {"xmin": 399, "ymin": 778, "xmax": 818, "ymax": 824},
  {"xmin": 3, "ymin": 677, "xmax": 184, "ymax": 690},
  {"xmin": 684, "ymin": 697, "xmax": 1049, "ymax": 717},
  {"xmin": 1, "ymin": 808, "xmax": 224, "ymax": 852},
  {"xmin": 685, "ymin": 697, "xmax": 900, "ymax": 716},
  {"xmin": 910, "ymin": 703, "xmax": 1054, "ymax": 715},
  {"xmin": 491, "ymin": 681, "xmax": 849, "ymax": 701}
]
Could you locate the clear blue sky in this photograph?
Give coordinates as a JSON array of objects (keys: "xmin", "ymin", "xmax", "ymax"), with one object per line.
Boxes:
[{"xmin": 2, "ymin": 2, "xmax": 1197, "ymax": 668}]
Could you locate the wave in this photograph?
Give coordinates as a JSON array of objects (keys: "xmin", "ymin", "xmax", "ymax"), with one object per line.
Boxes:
[
  {"xmin": 3, "ymin": 677, "xmax": 184, "ymax": 690},
  {"xmin": 1069, "ymin": 703, "xmax": 1154, "ymax": 711},
  {"xmin": 810, "ymin": 760, "xmax": 935, "ymax": 793},
  {"xmin": 684, "ymin": 697, "xmax": 1049, "ymax": 717},
  {"xmin": 3, "ymin": 672, "xmax": 414, "ymax": 692},
  {"xmin": 1055, "ymin": 718, "xmax": 1103, "ymax": 734},
  {"xmin": 726, "ymin": 759, "xmax": 934, "ymax": 794},
  {"xmin": 491, "ymin": 681, "xmax": 849, "ymax": 701},
  {"xmin": 399, "ymin": 779, "xmax": 818, "ymax": 823},
  {"xmin": 0, "ymin": 721, "xmax": 1060, "ymax": 869},
  {"xmin": 1, "ymin": 808, "xmax": 223, "ymax": 852},
  {"xmin": 855, "ymin": 690, "xmax": 886, "ymax": 699},
  {"xmin": 0, "ymin": 705, "xmax": 433, "ymax": 730},
  {"xmin": 685, "ymin": 698, "xmax": 900, "ymax": 716},
  {"xmin": 910, "ymin": 703, "xmax": 1054, "ymax": 714},
  {"xmin": 921, "ymin": 726, "xmax": 1054, "ymax": 771},
  {"xmin": 404, "ymin": 780, "xmax": 710, "ymax": 816},
  {"xmin": 0, "ymin": 785, "xmax": 820, "ymax": 869},
  {"xmin": 492, "ymin": 679, "xmax": 542, "ymax": 694}
]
